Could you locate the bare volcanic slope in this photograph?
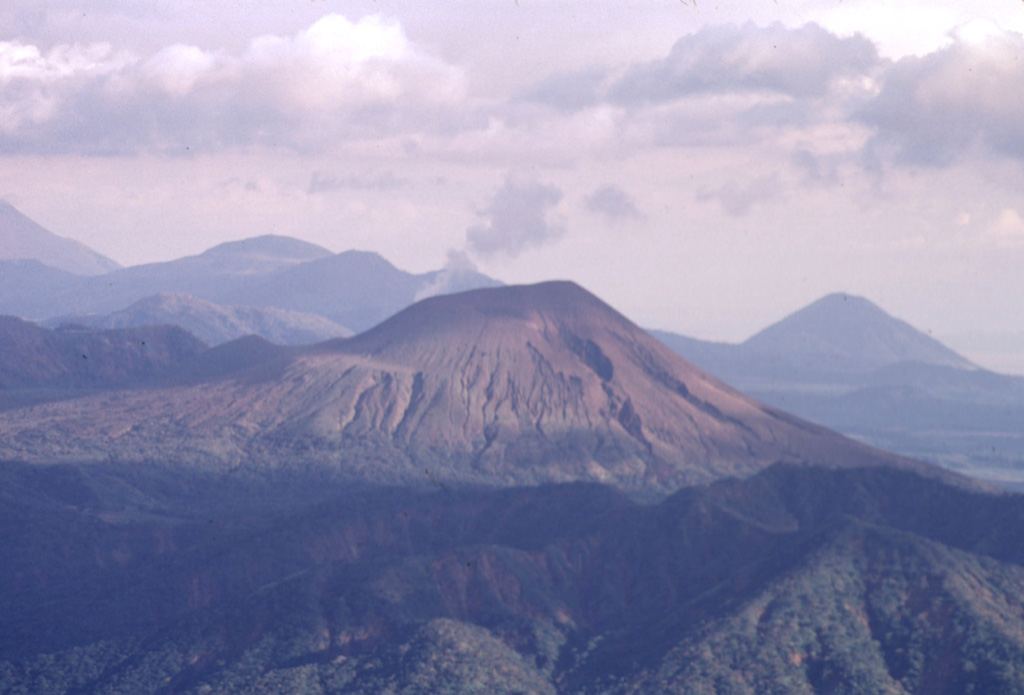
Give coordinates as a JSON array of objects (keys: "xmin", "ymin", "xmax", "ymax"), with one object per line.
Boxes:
[
  {"xmin": 0, "ymin": 315, "xmax": 208, "ymax": 415},
  {"xmin": 0, "ymin": 282, "xmax": 917, "ymax": 496}
]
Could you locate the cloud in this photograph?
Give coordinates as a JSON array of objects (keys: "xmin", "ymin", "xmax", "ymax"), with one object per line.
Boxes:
[
  {"xmin": 440, "ymin": 248, "xmax": 479, "ymax": 272},
  {"xmin": 307, "ymin": 171, "xmax": 405, "ymax": 194},
  {"xmin": 0, "ymin": 40, "xmax": 133, "ymax": 84},
  {"xmin": 609, "ymin": 22, "xmax": 879, "ymax": 105},
  {"xmin": 586, "ymin": 185, "xmax": 642, "ymax": 220},
  {"xmin": 413, "ymin": 249, "xmax": 483, "ymax": 302},
  {"xmin": 858, "ymin": 27, "xmax": 1024, "ymax": 166},
  {"xmin": 696, "ymin": 172, "xmax": 783, "ymax": 216},
  {"xmin": 0, "ymin": 40, "xmax": 136, "ymax": 140},
  {"xmin": 240, "ymin": 14, "xmax": 446, "ymax": 111},
  {"xmin": 517, "ymin": 66, "xmax": 609, "ymax": 111},
  {"xmin": 505, "ymin": 21, "xmax": 883, "ymax": 160},
  {"xmin": 790, "ymin": 148, "xmax": 841, "ymax": 184},
  {"xmin": 141, "ymin": 44, "xmax": 229, "ymax": 97},
  {"xmin": 0, "ymin": 13, "xmax": 466, "ymax": 155},
  {"xmin": 466, "ymin": 177, "xmax": 564, "ymax": 258},
  {"xmin": 990, "ymin": 208, "xmax": 1024, "ymax": 247}
]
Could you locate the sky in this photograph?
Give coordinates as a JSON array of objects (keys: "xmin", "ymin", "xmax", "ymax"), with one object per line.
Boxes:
[{"xmin": 2, "ymin": 1, "xmax": 1024, "ymax": 372}]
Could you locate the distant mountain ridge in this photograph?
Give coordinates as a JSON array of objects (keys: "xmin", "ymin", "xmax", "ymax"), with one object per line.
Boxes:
[
  {"xmin": 228, "ymin": 249, "xmax": 503, "ymax": 333},
  {"xmin": 195, "ymin": 235, "xmax": 335, "ymax": 268},
  {"xmin": 0, "ymin": 201, "xmax": 121, "ymax": 276},
  {"xmin": 0, "ymin": 207, "xmax": 502, "ymax": 337},
  {"xmin": 40, "ymin": 234, "xmax": 337, "ymax": 317},
  {"xmin": 51, "ymin": 292, "xmax": 352, "ymax": 346}
]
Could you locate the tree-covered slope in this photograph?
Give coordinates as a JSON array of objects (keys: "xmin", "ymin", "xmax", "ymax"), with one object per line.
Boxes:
[{"xmin": 2, "ymin": 462, "xmax": 1023, "ymax": 694}]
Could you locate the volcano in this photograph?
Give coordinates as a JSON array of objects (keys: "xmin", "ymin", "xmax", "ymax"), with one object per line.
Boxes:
[
  {"xmin": 0, "ymin": 282, "xmax": 919, "ymax": 497},
  {"xmin": 742, "ymin": 292, "xmax": 975, "ymax": 372}
]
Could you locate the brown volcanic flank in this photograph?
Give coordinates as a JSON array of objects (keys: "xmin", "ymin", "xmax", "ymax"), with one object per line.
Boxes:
[{"xmin": 0, "ymin": 281, "xmax": 916, "ymax": 496}]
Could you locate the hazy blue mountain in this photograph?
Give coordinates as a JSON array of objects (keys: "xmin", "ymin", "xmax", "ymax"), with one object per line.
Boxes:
[
  {"xmin": 649, "ymin": 330, "xmax": 746, "ymax": 381},
  {"xmin": 229, "ymin": 249, "xmax": 502, "ymax": 333},
  {"xmin": 0, "ymin": 259, "xmax": 85, "ymax": 320},
  {"xmin": 0, "ymin": 233, "xmax": 335, "ymax": 320},
  {"xmin": 653, "ymin": 293, "xmax": 1024, "ymax": 486},
  {"xmin": 225, "ymin": 249, "xmax": 424, "ymax": 332},
  {"xmin": 56, "ymin": 235, "xmax": 336, "ymax": 316},
  {"xmin": 0, "ymin": 204, "xmax": 502, "ymax": 332},
  {"xmin": 743, "ymin": 292, "xmax": 974, "ymax": 372},
  {"xmin": 0, "ymin": 212, "xmax": 500, "ymax": 335},
  {"xmin": 183, "ymin": 235, "xmax": 336, "ymax": 273},
  {"xmin": 79, "ymin": 246, "xmax": 500, "ymax": 334},
  {"xmin": 51, "ymin": 292, "xmax": 352, "ymax": 346},
  {"xmin": 0, "ymin": 201, "xmax": 121, "ymax": 276}
]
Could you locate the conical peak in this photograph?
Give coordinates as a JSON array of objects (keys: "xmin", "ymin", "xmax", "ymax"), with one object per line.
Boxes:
[
  {"xmin": 410, "ymin": 280, "xmax": 614, "ymax": 318},
  {"xmin": 754, "ymin": 292, "xmax": 887, "ymax": 335},
  {"xmin": 811, "ymin": 291, "xmax": 874, "ymax": 307},
  {"xmin": 744, "ymin": 292, "xmax": 972, "ymax": 370},
  {"xmin": 341, "ymin": 281, "xmax": 639, "ymax": 350},
  {"xmin": 803, "ymin": 293, "xmax": 890, "ymax": 321}
]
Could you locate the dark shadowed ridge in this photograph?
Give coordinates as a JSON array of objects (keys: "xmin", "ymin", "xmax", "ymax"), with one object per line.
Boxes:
[
  {"xmin": 0, "ymin": 316, "xmax": 207, "ymax": 390},
  {"xmin": 179, "ymin": 334, "xmax": 293, "ymax": 380},
  {"xmin": 0, "ymin": 460, "xmax": 1016, "ymax": 692}
]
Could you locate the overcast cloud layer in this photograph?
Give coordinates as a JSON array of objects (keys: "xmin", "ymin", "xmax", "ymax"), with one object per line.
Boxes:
[{"xmin": 1, "ymin": 1, "xmax": 1023, "ymax": 372}]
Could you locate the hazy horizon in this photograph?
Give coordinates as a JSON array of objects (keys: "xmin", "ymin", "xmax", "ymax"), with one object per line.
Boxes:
[{"xmin": 2, "ymin": 1, "xmax": 1023, "ymax": 371}]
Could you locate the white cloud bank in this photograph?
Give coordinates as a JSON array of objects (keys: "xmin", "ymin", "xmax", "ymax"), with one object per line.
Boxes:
[
  {"xmin": 0, "ymin": 14, "xmax": 465, "ymax": 154},
  {"xmin": 859, "ymin": 25, "xmax": 1024, "ymax": 166},
  {"xmin": 4, "ymin": 13, "xmax": 1024, "ymax": 176}
]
